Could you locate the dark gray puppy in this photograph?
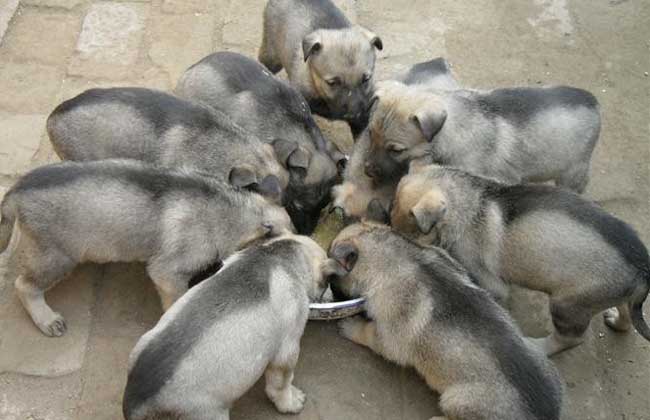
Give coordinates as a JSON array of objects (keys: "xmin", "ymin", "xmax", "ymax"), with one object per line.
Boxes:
[
  {"xmin": 325, "ymin": 223, "xmax": 563, "ymax": 420},
  {"xmin": 332, "ymin": 57, "xmax": 459, "ymax": 221},
  {"xmin": 176, "ymin": 51, "xmax": 343, "ymax": 234},
  {"xmin": 260, "ymin": 0, "xmax": 383, "ymax": 136},
  {"xmin": 365, "ymin": 83, "xmax": 600, "ymax": 193},
  {"xmin": 0, "ymin": 160, "xmax": 292, "ymax": 337},
  {"xmin": 123, "ymin": 233, "xmax": 329, "ymax": 420},
  {"xmin": 391, "ymin": 164, "xmax": 650, "ymax": 355},
  {"xmin": 47, "ymin": 87, "xmax": 289, "ymax": 204}
]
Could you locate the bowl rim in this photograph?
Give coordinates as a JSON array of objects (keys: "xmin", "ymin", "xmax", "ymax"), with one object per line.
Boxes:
[{"xmin": 308, "ymin": 297, "xmax": 366, "ymax": 310}]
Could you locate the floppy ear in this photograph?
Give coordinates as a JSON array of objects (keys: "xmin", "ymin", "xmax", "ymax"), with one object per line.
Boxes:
[
  {"xmin": 272, "ymin": 139, "xmax": 310, "ymax": 170},
  {"xmin": 358, "ymin": 26, "xmax": 383, "ymax": 51},
  {"xmin": 411, "ymin": 107, "xmax": 447, "ymax": 142},
  {"xmin": 365, "ymin": 198, "xmax": 390, "ymax": 224},
  {"xmin": 302, "ymin": 32, "xmax": 322, "ymax": 61},
  {"xmin": 228, "ymin": 166, "xmax": 257, "ymax": 188},
  {"xmin": 411, "ymin": 196, "xmax": 446, "ymax": 234}
]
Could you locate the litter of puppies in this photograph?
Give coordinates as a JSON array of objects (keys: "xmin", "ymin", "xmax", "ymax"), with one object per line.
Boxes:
[{"xmin": 0, "ymin": 0, "xmax": 647, "ymax": 419}]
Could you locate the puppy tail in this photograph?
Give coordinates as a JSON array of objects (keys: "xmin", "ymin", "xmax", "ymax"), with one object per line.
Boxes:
[
  {"xmin": 630, "ymin": 271, "xmax": 650, "ymax": 342},
  {"xmin": 0, "ymin": 194, "xmax": 16, "ymax": 254}
]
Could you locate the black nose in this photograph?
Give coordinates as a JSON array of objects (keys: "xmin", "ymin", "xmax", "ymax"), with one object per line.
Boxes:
[
  {"xmin": 330, "ymin": 242, "xmax": 358, "ymax": 272},
  {"xmin": 364, "ymin": 161, "xmax": 377, "ymax": 178}
]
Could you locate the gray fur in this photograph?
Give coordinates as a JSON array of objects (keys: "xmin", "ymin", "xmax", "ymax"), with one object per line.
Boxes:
[
  {"xmin": 365, "ymin": 83, "xmax": 601, "ymax": 193},
  {"xmin": 176, "ymin": 51, "xmax": 342, "ymax": 234},
  {"xmin": 391, "ymin": 165, "xmax": 650, "ymax": 355},
  {"xmin": 123, "ymin": 233, "xmax": 329, "ymax": 420},
  {"xmin": 0, "ymin": 159, "xmax": 292, "ymax": 337},
  {"xmin": 47, "ymin": 87, "xmax": 289, "ymax": 204},
  {"xmin": 329, "ymin": 223, "xmax": 563, "ymax": 420},
  {"xmin": 331, "ymin": 57, "xmax": 459, "ymax": 221},
  {"xmin": 259, "ymin": 0, "xmax": 382, "ymax": 134}
]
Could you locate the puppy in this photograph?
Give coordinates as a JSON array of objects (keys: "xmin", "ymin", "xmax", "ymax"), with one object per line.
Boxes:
[
  {"xmin": 0, "ymin": 160, "xmax": 292, "ymax": 337},
  {"xmin": 331, "ymin": 57, "xmax": 459, "ymax": 221},
  {"xmin": 123, "ymin": 233, "xmax": 329, "ymax": 420},
  {"xmin": 47, "ymin": 87, "xmax": 289, "ymax": 204},
  {"xmin": 260, "ymin": 0, "xmax": 383, "ymax": 136},
  {"xmin": 326, "ymin": 222, "xmax": 563, "ymax": 420},
  {"xmin": 365, "ymin": 83, "xmax": 600, "ymax": 193},
  {"xmin": 176, "ymin": 51, "xmax": 343, "ymax": 233},
  {"xmin": 391, "ymin": 164, "xmax": 650, "ymax": 355}
]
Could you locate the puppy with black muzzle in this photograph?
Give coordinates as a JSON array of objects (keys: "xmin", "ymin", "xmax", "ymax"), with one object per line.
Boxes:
[
  {"xmin": 176, "ymin": 51, "xmax": 344, "ymax": 233},
  {"xmin": 391, "ymin": 164, "xmax": 650, "ymax": 355},
  {"xmin": 123, "ymin": 233, "xmax": 329, "ymax": 420},
  {"xmin": 0, "ymin": 160, "xmax": 293, "ymax": 337},
  {"xmin": 364, "ymin": 82, "xmax": 600, "ymax": 193},
  {"xmin": 331, "ymin": 57, "xmax": 459, "ymax": 221},
  {"xmin": 325, "ymin": 222, "xmax": 563, "ymax": 420},
  {"xmin": 47, "ymin": 87, "xmax": 289, "ymax": 204},
  {"xmin": 259, "ymin": 0, "xmax": 383, "ymax": 137}
]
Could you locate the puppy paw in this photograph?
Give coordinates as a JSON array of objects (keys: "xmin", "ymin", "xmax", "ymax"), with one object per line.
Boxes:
[
  {"xmin": 272, "ymin": 385, "xmax": 306, "ymax": 414},
  {"xmin": 338, "ymin": 316, "xmax": 367, "ymax": 344},
  {"xmin": 604, "ymin": 308, "xmax": 631, "ymax": 332},
  {"xmin": 37, "ymin": 313, "xmax": 67, "ymax": 337}
]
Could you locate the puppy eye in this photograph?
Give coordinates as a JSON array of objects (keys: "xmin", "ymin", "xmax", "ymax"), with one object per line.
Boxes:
[
  {"xmin": 361, "ymin": 73, "xmax": 371, "ymax": 84},
  {"xmin": 326, "ymin": 78, "xmax": 341, "ymax": 87},
  {"xmin": 387, "ymin": 143, "xmax": 406, "ymax": 154}
]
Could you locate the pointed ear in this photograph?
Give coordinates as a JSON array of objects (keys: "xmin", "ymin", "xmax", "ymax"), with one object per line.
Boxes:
[
  {"xmin": 358, "ymin": 26, "xmax": 383, "ymax": 51},
  {"xmin": 272, "ymin": 139, "xmax": 310, "ymax": 170},
  {"xmin": 228, "ymin": 166, "xmax": 257, "ymax": 188},
  {"xmin": 411, "ymin": 107, "xmax": 447, "ymax": 142},
  {"xmin": 302, "ymin": 32, "xmax": 322, "ymax": 61},
  {"xmin": 288, "ymin": 146, "xmax": 311, "ymax": 170},
  {"xmin": 411, "ymin": 194, "xmax": 447, "ymax": 234},
  {"xmin": 365, "ymin": 198, "xmax": 390, "ymax": 224}
]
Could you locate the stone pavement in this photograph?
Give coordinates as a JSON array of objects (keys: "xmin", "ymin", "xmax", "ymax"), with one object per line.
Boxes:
[{"xmin": 0, "ymin": 0, "xmax": 649, "ymax": 419}]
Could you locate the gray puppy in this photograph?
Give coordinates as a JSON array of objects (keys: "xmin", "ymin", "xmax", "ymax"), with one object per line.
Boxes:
[
  {"xmin": 260, "ymin": 0, "xmax": 383, "ymax": 136},
  {"xmin": 332, "ymin": 58, "xmax": 459, "ymax": 221},
  {"xmin": 391, "ymin": 164, "xmax": 650, "ymax": 355},
  {"xmin": 0, "ymin": 160, "xmax": 292, "ymax": 337},
  {"xmin": 176, "ymin": 51, "xmax": 343, "ymax": 234},
  {"xmin": 365, "ymin": 82, "xmax": 600, "ymax": 193},
  {"xmin": 47, "ymin": 87, "xmax": 289, "ymax": 204},
  {"xmin": 325, "ymin": 222, "xmax": 563, "ymax": 420},
  {"xmin": 123, "ymin": 233, "xmax": 329, "ymax": 420}
]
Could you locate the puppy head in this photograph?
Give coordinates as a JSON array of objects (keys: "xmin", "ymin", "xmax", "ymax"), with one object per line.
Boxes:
[
  {"xmin": 303, "ymin": 25, "xmax": 382, "ymax": 123},
  {"xmin": 271, "ymin": 138, "xmax": 338, "ymax": 234},
  {"xmin": 363, "ymin": 81, "xmax": 447, "ymax": 184},
  {"xmin": 391, "ymin": 170, "xmax": 448, "ymax": 239},
  {"xmin": 235, "ymin": 202, "xmax": 295, "ymax": 251}
]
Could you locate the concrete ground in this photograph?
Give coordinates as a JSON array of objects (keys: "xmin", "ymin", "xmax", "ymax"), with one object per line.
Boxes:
[{"xmin": 0, "ymin": 0, "xmax": 648, "ymax": 419}]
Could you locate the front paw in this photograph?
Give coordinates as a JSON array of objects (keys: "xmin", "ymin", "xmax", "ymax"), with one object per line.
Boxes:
[
  {"xmin": 272, "ymin": 385, "xmax": 306, "ymax": 414},
  {"xmin": 338, "ymin": 315, "xmax": 367, "ymax": 345}
]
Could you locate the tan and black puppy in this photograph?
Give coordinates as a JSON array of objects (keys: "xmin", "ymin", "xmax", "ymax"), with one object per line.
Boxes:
[
  {"xmin": 331, "ymin": 58, "xmax": 459, "ymax": 221},
  {"xmin": 0, "ymin": 160, "xmax": 293, "ymax": 337},
  {"xmin": 391, "ymin": 164, "xmax": 650, "ymax": 355},
  {"xmin": 326, "ymin": 223, "xmax": 563, "ymax": 420},
  {"xmin": 365, "ymin": 82, "xmax": 600, "ymax": 193},
  {"xmin": 260, "ymin": 0, "xmax": 383, "ymax": 136},
  {"xmin": 124, "ymin": 233, "xmax": 329, "ymax": 420}
]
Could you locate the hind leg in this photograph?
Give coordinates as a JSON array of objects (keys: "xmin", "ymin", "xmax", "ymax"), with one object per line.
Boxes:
[
  {"xmin": 604, "ymin": 304, "xmax": 632, "ymax": 332},
  {"xmin": 527, "ymin": 297, "xmax": 591, "ymax": 356},
  {"xmin": 15, "ymin": 275, "xmax": 68, "ymax": 337},
  {"xmin": 557, "ymin": 163, "xmax": 590, "ymax": 193},
  {"xmin": 265, "ymin": 335, "xmax": 305, "ymax": 414},
  {"xmin": 146, "ymin": 262, "xmax": 189, "ymax": 311}
]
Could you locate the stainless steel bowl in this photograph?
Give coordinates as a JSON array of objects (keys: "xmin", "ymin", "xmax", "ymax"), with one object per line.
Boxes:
[{"xmin": 308, "ymin": 297, "xmax": 366, "ymax": 321}]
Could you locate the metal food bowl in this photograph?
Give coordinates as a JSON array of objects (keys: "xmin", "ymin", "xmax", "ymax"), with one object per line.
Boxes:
[{"xmin": 308, "ymin": 297, "xmax": 366, "ymax": 321}]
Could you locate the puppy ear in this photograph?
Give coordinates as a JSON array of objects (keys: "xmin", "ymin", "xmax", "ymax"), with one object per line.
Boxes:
[
  {"xmin": 411, "ymin": 194, "xmax": 447, "ymax": 234},
  {"xmin": 272, "ymin": 139, "xmax": 310, "ymax": 170},
  {"xmin": 358, "ymin": 26, "xmax": 383, "ymax": 51},
  {"xmin": 256, "ymin": 175, "xmax": 283, "ymax": 203},
  {"xmin": 303, "ymin": 32, "xmax": 322, "ymax": 62},
  {"xmin": 365, "ymin": 198, "xmax": 390, "ymax": 224},
  {"xmin": 411, "ymin": 107, "xmax": 447, "ymax": 142},
  {"xmin": 229, "ymin": 166, "xmax": 257, "ymax": 189},
  {"xmin": 321, "ymin": 258, "xmax": 349, "ymax": 281}
]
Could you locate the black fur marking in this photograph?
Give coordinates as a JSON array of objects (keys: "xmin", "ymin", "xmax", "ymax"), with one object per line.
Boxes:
[
  {"xmin": 187, "ymin": 259, "xmax": 223, "ymax": 288},
  {"xmin": 494, "ymin": 184, "xmax": 650, "ymax": 274},
  {"xmin": 301, "ymin": 0, "xmax": 350, "ymax": 30},
  {"xmin": 400, "ymin": 58, "xmax": 451, "ymax": 86},
  {"xmin": 123, "ymin": 239, "xmax": 305, "ymax": 417},
  {"xmin": 52, "ymin": 87, "xmax": 218, "ymax": 138},
  {"xmin": 285, "ymin": 174, "xmax": 336, "ymax": 234},
  {"xmin": 475, "ymin": 86, "xmax": 598, "ymax": 126}
]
